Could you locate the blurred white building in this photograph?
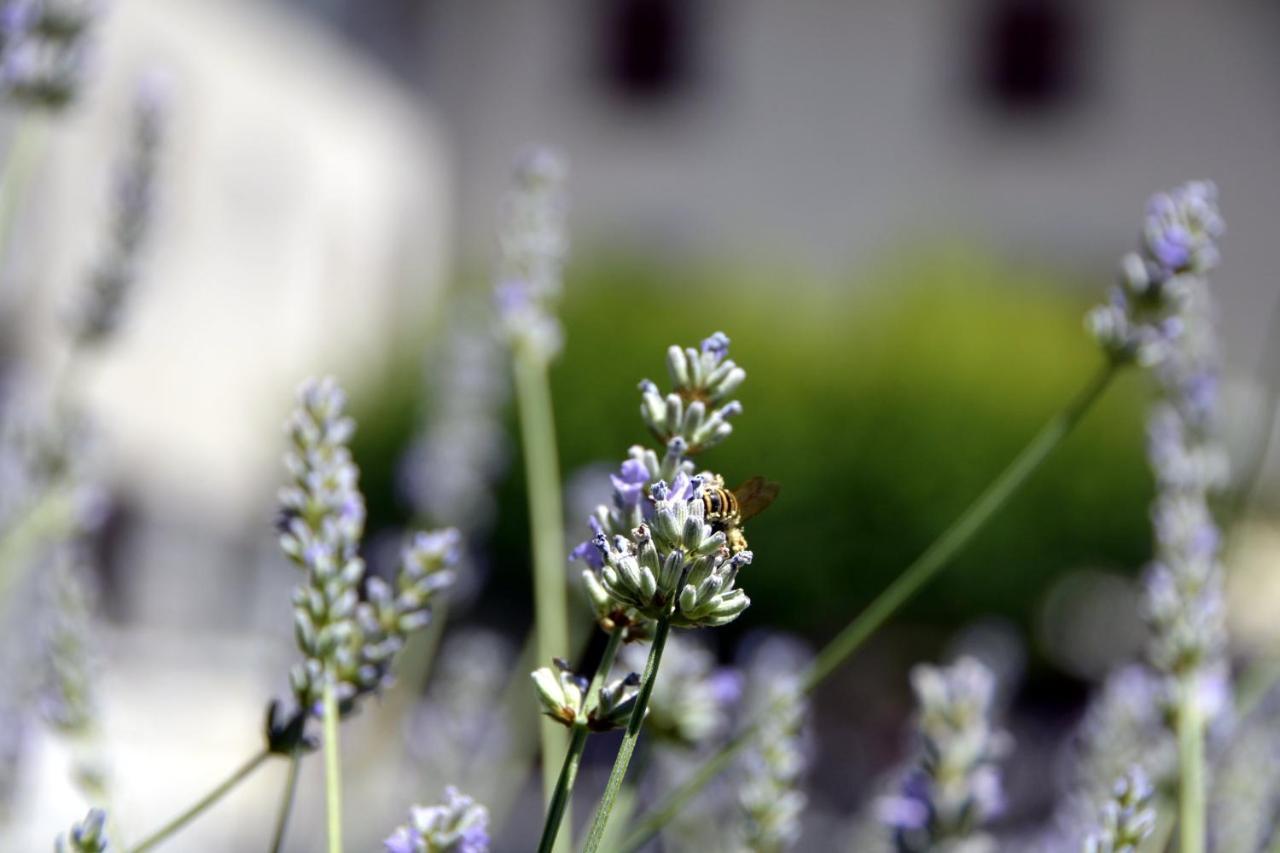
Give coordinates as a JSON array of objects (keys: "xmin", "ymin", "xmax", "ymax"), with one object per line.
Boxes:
[
  {"xmin": 2, "ymin": 0, "xmax": 450, "ymax": 848},
  {"xmin": 403, "ymin": 0, "xmax": 1279, "ymax": 369}
]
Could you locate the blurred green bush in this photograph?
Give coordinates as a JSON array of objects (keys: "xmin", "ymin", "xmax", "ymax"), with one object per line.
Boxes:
[{"xmin": 353, "ymin": 246, "xmax": 1153, "ymax": 648}]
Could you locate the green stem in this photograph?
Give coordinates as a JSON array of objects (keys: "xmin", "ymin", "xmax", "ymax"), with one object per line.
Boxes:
[
  {"xmin": 1177, "ymin": 677, "xmax": 1205, "ymax": 853},
  {"xmin": 269, "ymin": 751, "xmax": 303, "ymax": 853},
  {"xmin": 583, "ymin": 614, "xmax": 674, "ymax": 853},
  {"xmin": 536, "ymin": 629, "xmax": 625, "ymax": 853},
  {"xmin": 616, "ymin": 361, "xmax": 1119, "ymax": 852},
  {"xmin": 128, "ymin": 749, "xmax": 270, "ymax": 852},
  {"xmin": 322, "ymin": 677, "xmax": 343, "ymax": 853},
  {"xmin": 511, "ymin": 348, "xmax": 572, "ymax": 836}
]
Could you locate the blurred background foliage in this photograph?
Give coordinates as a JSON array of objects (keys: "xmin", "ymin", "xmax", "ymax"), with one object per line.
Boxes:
[{"xmin": 352, "ymin": 246, "xmax": 1152, "ymax": 672}]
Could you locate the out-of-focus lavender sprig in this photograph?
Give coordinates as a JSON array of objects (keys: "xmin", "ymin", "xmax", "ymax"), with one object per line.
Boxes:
[
  {"xmin": 494, "ymin": 147, "xmax": 568, "ymax": 365},
  {"xmin": 38, "ymin": 539, "xmax": 109, "ymax": 797},
  {"xmin": 277, "ymin": 377, "xmax": 458, "ymax": 718},
  {"xmin": 400, "ymin": 306, "xmax": 509, "ymax": 534},
  {"xmin": 39, "ymin": 542, "xmax": 97, "ymax": 733},
  {"xmin": 1087, "ymin": 181, "xmax": 1224, "ymax": 368},
  {"xmin": 1117, "ymin": 183, "xmax": 1231, "ymax": 723},
  {"xmin": 73, "ymin": 70, "xmax": 169, "ymax": 346},
  {"xmin": 879, "ymin": 657, "xmax": 1009, "ymax": 853},
  {"xmin": 0, "ymin": 0, "xmax": 100, "ymax": 110},
  {"xmin": 384, "ymin": 786, "xmax": 490, "ymax": 853},
  {"xmin": 1081, "ymin": 768, "xmax": 1156, "ymax": 853},
  {"xmin": 55, "ymin": 807, "xmax": 110, "ymax": 853},
  {"xmin": 733, "ymin": 635, "xmax": 812, "ymax": 853}
]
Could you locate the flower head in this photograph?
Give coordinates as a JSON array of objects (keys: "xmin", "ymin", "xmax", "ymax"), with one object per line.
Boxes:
[
  {"xmin": 55, "ymin": 807, "xmax": 110, "ymax": 853},
  {"xmin": 1082, "ymin": 767, "xmax": 1156, "ymax": 853},
  {"xmin": 733, "ymin": 635, "xmax": 812, "ymax": 853},
  {"xmin": 639, "ymin": 332, "xmax": 745, "ymax": 454},
  {"xmin": 277, "ymin": 378, "xmax": 458, "ymax": 717},
  {"xmin": 530, "ymin": 657, "xmax": 642, "ymax": 732},
  {"xmin": 1088, "ymin": 182, "xmax": 1223, "ymax": 366},
  {"xmin": 495, "ymin": 147, "xmax": 568, "ymax": 364},
  {"xmin": 0, "ymin": 0, "xmax": 99, "ymax": 109},
  {"xmin": 1141, "ymin": 182, "xmax": 1223, "ymax": 278},
  {"xmin": 592, "ymin": 480, "xmax": 751, "ymax": 629},
  {"xmin": 385, "ymin": 787, "xmax": 490, "ymax": 853},
  {"xmin": 880, "ymin": 657, "xmax": 1009, "ymax": 852}
]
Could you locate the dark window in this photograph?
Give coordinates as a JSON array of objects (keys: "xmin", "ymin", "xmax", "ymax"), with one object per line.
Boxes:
[
  {"xmin": 977, "ymin": 0, "xmax": 1084, "ymax": 114},
  {"xmin": 598, "ymin": 0, "xmax": 697, "ymax": 104}
]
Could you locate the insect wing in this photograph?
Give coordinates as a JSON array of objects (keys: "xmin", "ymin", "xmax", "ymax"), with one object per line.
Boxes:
[{"xmin": 732, "ymin": 476, "xmax": 780, "ymax": 522}]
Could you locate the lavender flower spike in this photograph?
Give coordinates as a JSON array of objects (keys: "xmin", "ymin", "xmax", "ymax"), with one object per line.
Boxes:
[
  {"xmin": 278, "ymin": 378, "xmax": 459, "ymax": 717},
  {"xmin": 1087, "ymin": 183, "xmax": 1223, "ymax": 367},
  {"xmin": 595, "ymin": 475, "xmax": 751, "ymax": 629},
  {"xmin": 385, "ymin": 787, "xmax": 490, "ymax": 853},
  {"xmin": 55, "ymin": 807, "xmax": 110, "ymax": 852},
  {"xmin": 1082, "ymin": 767, "xmax": 1156, "ymax": 853},
  {"xmin": 495, "ymin": 146, "xmax": 569, "ymax": 364},
  {"xmin": 640, "ymin": 331, "xmax": 745, "ymax": 454},
  {"xmin": 735, "ymin": 636, "xmax": 812, "ymax": 853},
  {"xmin": 1, "ymin": 0, "xmax": 100, "ymax": 109},
  {"xmin": 1132, "ymin": 185, "xmax": 1230, "ymax": 721},
  {"xmin": 73, "ymin": 69, "xmax": 170, "ymax": 345},
  {"xmin": 879, "ymin": 657, "xmax": 1009, "ymax": 852}
]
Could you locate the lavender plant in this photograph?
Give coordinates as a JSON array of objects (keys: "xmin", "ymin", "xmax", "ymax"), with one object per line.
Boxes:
[
  {"xmin": 55, "ymin": 807, "xmax": 111, "ymax": 853},
  {"xmin": 1088, "ymin": 181, "xmax": 1228, "ymax": 853},
  {"xmin": 277, "ymin": 376, "xmax": 460, "ymax": 851},
  {"xmin": 38, "ymin": 539, "xmax": 108, "ymax": 798},
  {"xmin": 0, "ymin": 0, "xmax": 97, "ymax": 110},
  {"xmin": 73, "ymin": 71, "xmax": 168, "ymax": 346},
  {"xmin": 384, "ymin": 787, "xmax": 490, "ymax": 853},
  {"xmin": 532, "ymin": 330, "xmax": 755, "ymax": 853},
  {"xmin": 878, "ymin": 657, "xmax": 1008, "ymax": 853},
  {"xmin": 121, "ymin": 378, "xmax": 463, "ymax": 853},
  {"xmin": 615, "ymin": 182, "xmax": 1225, "ymax": 853},
  {"xmin": 496, "ymin": 147, "xmax": 574, "ymax": 840},
  {"xmin": 732, "ymin": 637, "xmax": 812, "ymax": 853},
  {"xmin": 1081, "ymin": 768, "xmax": 1156, "ymax": 853}
]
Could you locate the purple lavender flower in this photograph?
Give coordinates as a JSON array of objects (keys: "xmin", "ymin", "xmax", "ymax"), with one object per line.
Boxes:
[
  {"xmin": 55, "ymin": 807, "xmax": 110, "ymax": 852},
  {"xmin": 610, "ymin": 458, "xmax": 650, "ymax": 508},
  {"xmin": 384, "ymin": 787, "xmax": 490, "ymax": 853},
  {"xmin": 701, "ymin": 331, "xmax": 731, "ymax": 362},
  {"xmin": 278, "ymin": 378, "xmax": 459, "ymax": 716},
  {"xmin": 1082, "ymin": 767, "xmax": 1156, "ymax": 853},
  {"xmin": 1142, "ymin": 182, "xmax": 1224, "ymax": 278},
  {"xmin": 1088, "ymin": 182, "xmax": 1223, "ymax": 367},
  {"xmin": 880, "ymin": 657, "xmax": 1008, "ymax": 852},
  {"xmin": 1, "ymin": 0, "xmax": 99, "ymax": 108},
  {"xmin": 495, "ymin": 147, "xmax": 568, "ymax": 364}
]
